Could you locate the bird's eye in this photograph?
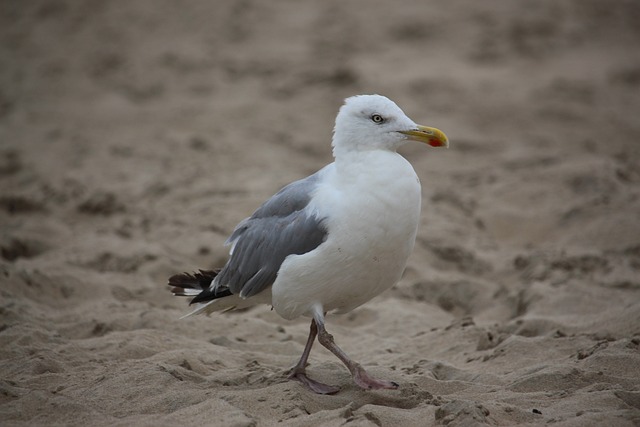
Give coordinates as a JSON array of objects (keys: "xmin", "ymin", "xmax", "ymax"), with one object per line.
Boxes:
[{"xmin": 371, "ymin": 114, "xmax": 384, "ymax": 124}]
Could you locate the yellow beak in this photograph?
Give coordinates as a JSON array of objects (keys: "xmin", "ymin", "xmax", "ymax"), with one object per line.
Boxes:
[{"xmin": 400, "ymin": 125, "xmax": 449, "ymax": 148}]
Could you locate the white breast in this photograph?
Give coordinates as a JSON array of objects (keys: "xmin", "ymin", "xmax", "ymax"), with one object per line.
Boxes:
[{"xmin": 272, "ymin": 151, "xmax": 422, "ymax": 320}]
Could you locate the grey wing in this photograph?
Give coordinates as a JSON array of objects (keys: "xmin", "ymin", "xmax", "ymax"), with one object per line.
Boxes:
[{"xmin": 215, "ymin": 170, "xmax": 327, "ymax": 299}]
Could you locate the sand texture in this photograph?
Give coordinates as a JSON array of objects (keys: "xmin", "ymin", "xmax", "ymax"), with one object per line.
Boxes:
[{"xmin": 2, "ymin": 1, "xmax": 640, "ymax": 425}]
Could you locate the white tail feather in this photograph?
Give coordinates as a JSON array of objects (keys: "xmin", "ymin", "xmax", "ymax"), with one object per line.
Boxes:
[
  {"xmin": 173, "ymin": 288, "xmax": 201, "ymax": 297},
  {"xmin": 179, "ymin": 292, "xmax": 269, "ymax": 319}
]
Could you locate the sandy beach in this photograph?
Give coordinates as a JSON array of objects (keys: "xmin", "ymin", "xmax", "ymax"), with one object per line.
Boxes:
[{"xmin": 1, "ymin": 0, "xmax": 640, "ymax": 425}]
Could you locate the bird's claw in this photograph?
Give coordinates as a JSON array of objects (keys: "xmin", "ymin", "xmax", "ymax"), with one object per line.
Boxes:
[
  {"xmin": 289, "ymin": 371, "xmax": 340, "ymax": 395},
  {"xmin": 353, "ymin": 366, "xmax": 399, "ymax": 391}
]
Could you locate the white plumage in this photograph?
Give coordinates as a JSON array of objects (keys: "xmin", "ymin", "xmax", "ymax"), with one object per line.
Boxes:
[{"xmin": 272, "ymin": 149, "xmax": 422, "ymax": 319}]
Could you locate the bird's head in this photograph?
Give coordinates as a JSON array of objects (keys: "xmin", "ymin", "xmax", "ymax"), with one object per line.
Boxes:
[{"xmin": 332, "ymin": 94, "xmax": 449, "ymax": 155}]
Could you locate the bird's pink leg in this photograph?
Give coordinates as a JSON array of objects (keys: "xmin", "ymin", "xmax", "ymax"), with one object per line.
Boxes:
[
  {"xmin": 313, "ymin": 310, "xmax": 399, "ymax": 391},
  {"xmin": 288, "ymin": 319, "xmax": 340, "ymax": 394}
]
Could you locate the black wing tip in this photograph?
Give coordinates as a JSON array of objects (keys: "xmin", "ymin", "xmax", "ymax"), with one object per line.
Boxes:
[
  {"xmin": 167, "ymin": 269, "xmax": 220, "ymax": 290},
  {"xmin": 189, "ymin": 287, "xmax": 233, "ymax": 305},
  {"xmin": 167, "ymin": 268, "xmax": 232, "ymax": 305}
]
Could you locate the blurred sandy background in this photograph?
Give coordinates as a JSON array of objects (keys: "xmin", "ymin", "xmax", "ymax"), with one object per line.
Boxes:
[{"xmin": 1, "ymin": 1, "xmax": 640, "ymax": 425}]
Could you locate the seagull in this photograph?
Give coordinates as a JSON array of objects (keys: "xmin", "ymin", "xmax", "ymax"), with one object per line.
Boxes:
[{"xmin": 168, "ymin": 94, "xmax": 449, "ymax": 394}]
